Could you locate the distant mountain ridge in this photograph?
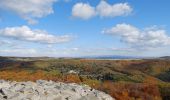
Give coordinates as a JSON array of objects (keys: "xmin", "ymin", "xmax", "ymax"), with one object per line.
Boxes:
[
  {"xmin": 159, "ymin": 56, "xmax": 170, "ymax": 59},
  {"xmin": 82, "ymin": 55, "xmax": 143, "ymax": 59}
]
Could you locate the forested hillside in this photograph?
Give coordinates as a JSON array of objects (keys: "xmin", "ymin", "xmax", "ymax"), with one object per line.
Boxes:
[{"xmin": 0, "ymin": 57, "xmax": 170, "ymax": 100}]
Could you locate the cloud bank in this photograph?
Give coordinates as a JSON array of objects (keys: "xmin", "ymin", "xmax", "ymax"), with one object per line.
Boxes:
[
  {"xmin": 72, "ymin": 1, "xmax": 132, "ymax": 19},
  {"xmin": 103, "ymin": 23, "xmax": 170, "ymax": 49},
  {"xmin": 72, "ymin": 3, "xmax": 96, "ymax": 20},
  {"xmin": 0, "ymin": 26, "xmax": 72, "ymax": 44},
  {"xmin": 0, "ymin": 0, "xmax": 57, "ymax": 24}
]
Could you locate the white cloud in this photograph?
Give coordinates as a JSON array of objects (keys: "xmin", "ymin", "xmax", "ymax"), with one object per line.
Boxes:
[
  {"xmin": 96, "ymin": 1, "xmax": 132, "ymax": 17},
  {"xmin": 0, "ymin": 40, "xmax": 6, "ymax": 45},
  {"xmin": 0, "ymin": 26, "xmax": 73, "ymax": 44},
  {"xmin": 72, "ymin": 1, "xmax": 132, "ymax": 19},
  {"xmin": 0, "ymin": 48, "xmax": 37, "ymax": 57},
  {"xmin": 0, "ymin": 48, "xmax": 36, "ymax": 54},
  {"xmin": 72, "ymin": 3, "xmax": 96, "ymax": 19},
  {"xmin": 0, "ymin": 0, "xmax": 57, "ymax": 24},
  {"xmin": 70, "ymin": 47, "xmax": 79, "ymax": 51},
  {"xmin": 0, "ymin": 40, "xmax": 13, "ymax": 46},
  {"xmin": 103, "ymin": 23, "xmax": 170, "ymax": 50}
]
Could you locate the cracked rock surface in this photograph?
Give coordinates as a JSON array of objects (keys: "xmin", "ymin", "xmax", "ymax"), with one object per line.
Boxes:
[{"xmin": 0, "ymin": 80, "xmax": 114, "ymax": 100}]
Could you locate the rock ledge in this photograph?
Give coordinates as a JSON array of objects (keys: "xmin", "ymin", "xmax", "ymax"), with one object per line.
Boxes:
[{"xmin": 0, "ymin": 80, "xmax": 114, "ymax": 100}]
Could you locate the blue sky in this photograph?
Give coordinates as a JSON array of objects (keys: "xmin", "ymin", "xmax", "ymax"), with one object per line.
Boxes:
[{"xmin": 0, "ymin": 0, "xmax": 170, "ymax": 57}]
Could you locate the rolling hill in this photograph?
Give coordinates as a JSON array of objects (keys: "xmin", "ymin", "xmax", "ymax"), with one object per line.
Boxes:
[{"xmin": 0, "ymin": 56, "xmax": 169, "ymax": 100}]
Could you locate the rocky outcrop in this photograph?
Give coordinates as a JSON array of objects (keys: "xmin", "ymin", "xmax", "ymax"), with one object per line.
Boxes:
[{"xmin": 0, "ymin": 80, "xmax": 114, "ymax": 100}]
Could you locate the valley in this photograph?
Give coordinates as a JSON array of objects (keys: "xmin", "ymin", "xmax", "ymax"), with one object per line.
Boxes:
[{"xmin": 0, "ymin": 56, "xmax": 170, "ymax": 100}]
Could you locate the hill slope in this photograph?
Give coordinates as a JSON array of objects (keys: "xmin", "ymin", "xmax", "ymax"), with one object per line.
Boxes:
[{"xmin": 0, "ymin": 56, "xmax": 168, "ymax": 100}]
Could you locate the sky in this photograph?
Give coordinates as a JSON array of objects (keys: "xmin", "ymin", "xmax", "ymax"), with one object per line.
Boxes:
[{"xmin": 0, "ymin": 0, "xmax": 170, "ymax": 57}]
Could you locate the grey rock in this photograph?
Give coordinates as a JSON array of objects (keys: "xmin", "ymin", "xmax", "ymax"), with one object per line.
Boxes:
[{"xmin": 0, "ymin": 80, "xmax": 114, "ymax": 100}]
